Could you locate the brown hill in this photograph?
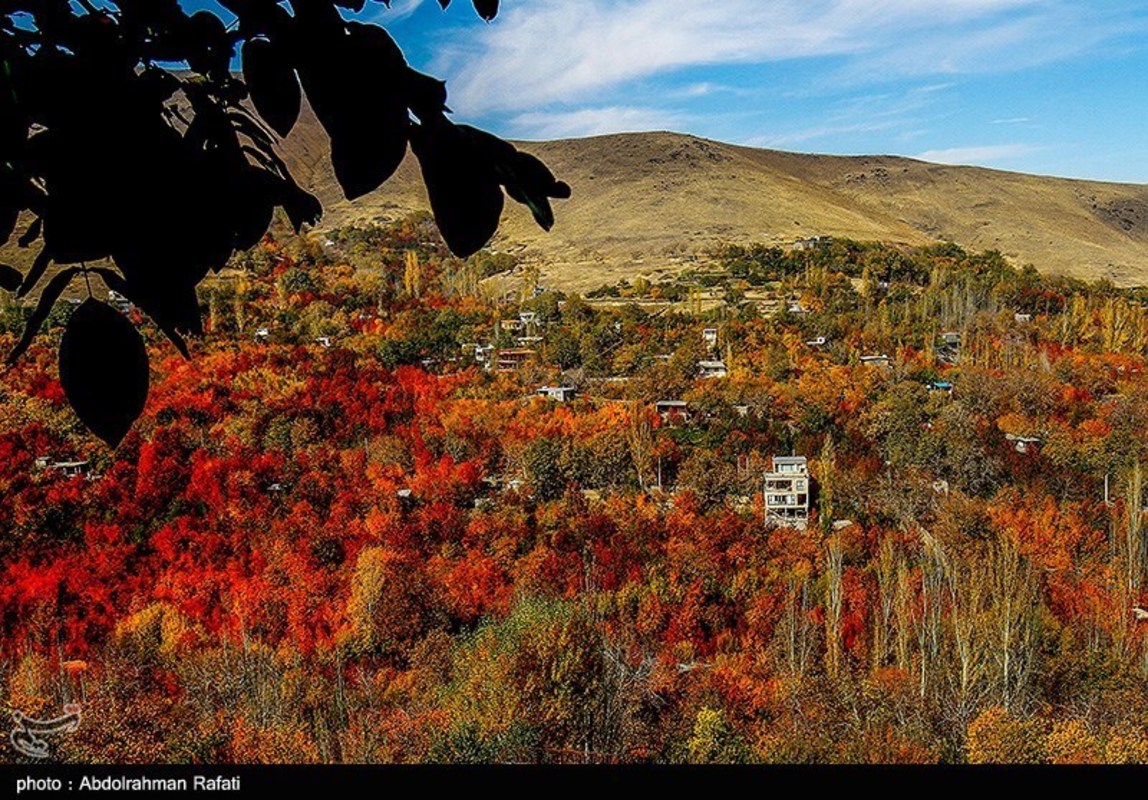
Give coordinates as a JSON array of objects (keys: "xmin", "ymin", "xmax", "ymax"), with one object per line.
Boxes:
[
  {"xmin": 281, "ymin": 115, "xmax": 1148, "ymax": 291},
  {"xmin": 6, "ymin": 115, "xmax": 1148, "ymax": 295}
]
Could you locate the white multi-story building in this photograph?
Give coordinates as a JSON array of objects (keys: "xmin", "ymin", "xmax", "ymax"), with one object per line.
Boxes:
[{"xmin": 764, "ymin": 455, "xmax": 811, "ymax": 529}]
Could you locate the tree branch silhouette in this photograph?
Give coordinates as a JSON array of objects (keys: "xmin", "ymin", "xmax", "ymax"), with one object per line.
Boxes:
[{"xmin": 0, "ymin": 0, "xmax": 569, "ymax": 446}]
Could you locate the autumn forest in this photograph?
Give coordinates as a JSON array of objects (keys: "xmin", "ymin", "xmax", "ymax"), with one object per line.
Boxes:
[{"xmin": 6, "ymin": 216, "xmax": 1148, "ymax": 764}]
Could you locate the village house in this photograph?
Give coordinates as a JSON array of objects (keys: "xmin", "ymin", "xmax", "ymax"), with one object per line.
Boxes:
[
  {"xmin": 860, "ymin": 354, "xmax": 892, "ymax": 368},
  {"xmin": 1006, "ymin": 434, "xmax": 1042, "ymax": 454},
  {"xmin": 107, "ymin": 289, "xmax": 132, "ymax": 314},
  {"xmin": 702, "ymin": 328, "xmax": 719, "ymax": 349},
  {"xmin": 655, "ymin": 400, "xmax": 691, "ymax": 424},
  {"xmin": 34, "ymin": 457, "xmax": 90, "ymax": 479},
  {"xmin": 1014, "ymin": 312, "xmax": 1033, "ymax": 324},
  {"xmin": 698, "ymin": 360, "xmax": 728, "ymax": 380},
  {"xmin": 496, "ymin": 349, "xmax": 535, "ymax": 372},
  {"xmin": 937, "ymin": 332, "xmax": 962, "ymax": 364},
  {"xmin": 472, "ymin": 343, "xmax": 495, "ymax": 368},
  {"xmin": 395, "ymin": 489, "xmax": 416, "ymax": 513},
  {"xmin": 792, "ymin": 236, "xmax": 830, "ymax": 251},
  {"xmin": 805, "ymin": 336, "xmax": 828, "ymax": 348},
  {"xmin": 929, "ymin": 380, "xmax": 954, "ymax": 394},
  {"xmin": 500, "ymin": 318, "xmax": 525, "ymax": 334},
  {"xmin": 536, "ymin": 386, "xmax": 578, "ymax": 402},
  {"xmin": 764, "ymin": 455, "xmax": 812, "ymax": 530}
]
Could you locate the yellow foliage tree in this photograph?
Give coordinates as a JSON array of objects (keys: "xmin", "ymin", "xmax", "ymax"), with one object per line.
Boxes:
[{"xmin": 966, "ymin": 706, "xmax": 1046, "ymax": 764}]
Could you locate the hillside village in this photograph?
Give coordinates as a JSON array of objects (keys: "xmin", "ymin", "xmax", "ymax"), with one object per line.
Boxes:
[{"xmin": 6, "ymin": 213, "xmax": 1148, "ymax": 762}]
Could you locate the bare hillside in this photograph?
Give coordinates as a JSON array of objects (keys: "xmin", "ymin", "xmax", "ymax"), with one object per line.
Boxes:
[
  {"xmin": 279, "ymin": 113, "xmax": 1148, "ymax": 290},
  {"xmin": 6, "ymin": 115, "xmax": 1147, "ymax": 295}
]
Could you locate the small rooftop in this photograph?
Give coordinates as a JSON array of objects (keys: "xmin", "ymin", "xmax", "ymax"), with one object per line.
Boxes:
[{"xmin": 772, "ymin": 456, "xmax": 808, "ymax": 466}]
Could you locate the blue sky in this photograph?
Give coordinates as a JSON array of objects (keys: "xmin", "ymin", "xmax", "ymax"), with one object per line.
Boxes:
[{"xmin": 193, "ymin": 0, "xmax": 1148, "ymax": 183}]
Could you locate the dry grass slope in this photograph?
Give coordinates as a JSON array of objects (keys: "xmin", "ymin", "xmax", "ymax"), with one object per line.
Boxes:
[
  {"xmin": 280, "ymin": 113, "xmax": 1148, "ymax": 290},
  {"xmin": 7, "ymin": 109, "xmax": 1148, "ymax": 294}
]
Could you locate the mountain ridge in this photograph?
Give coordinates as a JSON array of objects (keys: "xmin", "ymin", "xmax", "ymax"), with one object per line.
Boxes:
[
  {"xmin": 5, "ymin": 116, "xmax": 1145, "ymax": 294},
  {"xmin": 278, "ymin": 116, "xmax": 1148, "ymax": 290}
]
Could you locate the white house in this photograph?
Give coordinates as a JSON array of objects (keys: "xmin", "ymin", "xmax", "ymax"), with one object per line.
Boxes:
[
  {"xmin": 107, "ymin": 290, "xmax": 132, "ymax": 314},
  {"xmin": 1005, "ymin": 434, "xmax": 1042, "ymax": 454},
  {"xmin": 698, "ymin": 360, "xmax": 728, "ymax": 379},
  {"xmin": 537, "ymin": 386, "xmax": 578, "ymax": 402},
  {"xmin": 764, "ymin": 456, "xmax": 811, "ymax": 530},
  {"xmin": 35, "ymin": 458, "xmax": 89, "ymax": 479}
]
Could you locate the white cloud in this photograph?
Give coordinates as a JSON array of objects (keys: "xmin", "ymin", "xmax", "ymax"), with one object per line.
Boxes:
[
  {"xmin": 676, "ymin": 82, "xmax": 722, "ymax": 99},
  {"xmin": 916, "ymin": 143, "xmax": 1038, "ymax": 165},
  {"xmin": 435, "ymin": 0, "xmax": 1132, "ymax": 114},
  {"xmin": 367, "ymin": 0, "xmax": 425, "ymax": 21},
  {"xmin": 747, "ymin": 82, "xmax": 956, "ymax": 148},
  {"xmin": 509, "ymin": 106, "xmax": 688, "ymax": 140},
  {"xmin": 748, "ymin": 118, "xmax": 904, "ymax": 149}
]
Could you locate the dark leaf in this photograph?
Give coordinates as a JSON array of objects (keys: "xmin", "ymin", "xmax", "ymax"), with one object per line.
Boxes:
[
  {"xmin": 0, "ymin": 202, "xmax": 17, "ymax": 246},
  {"xmin": 298, "ymin": 21, "xmax": 409, "ymax": 200},
  {"xmin": 500, "ymin": 151, "xmax": 572, "ymax": 230},
  {"xmin": 411, "ymin": 121, "xmax": 503, "ymax": 258},
  {"xmin": 185, "ymin": 11, "xmax": 235, "ymax": 76},
  {"xmin": 330, "ymin": 124, "xmax": 408, "ymax": 201},
  {"xmin": 59, "ymin": 298, "xmax": 150, "ymax": 448},
  {"xmin": 110, "ymin": 264, "xmax": 205, "ymax": 337},
  {"xmin": 472, "ymin": 0, "xmax": 498, "ymax": 21},
  {"xmin": 218, "ymin": 0, "xmax": 287, "ymax": 34},
  {"xmin": 459, "ymin": 126, "xmax": 571, "ymax": 231},
  {"xmin": 229, "ymin": 110, "xmax": 280, "ymax": 154},
  {"xmin": 243, "ymin": 37, "xmax": 301, "ymax": 137},
  {"xmin": 280, "ymin": 180, "xmax": 323, "ymax": 232},
  {"xmin": 230, "ymin": 166, "xmax": 278, "ymax": 251},
  {"xmin": 89, "ymin": 267, "xmax": 190, "ymax": 359},
  {"xmin": 6, "ymin": 266, "xmax": 78, "ymax": 366},
  {"xmin": 403, "ymin": 67, "xmax": 448, "ymax": 123},
  {"xmin": 0, "ymin": 263, "xmax": 20, "ymax": 292},
  {"xmin": 17, "ymin": 215, "xmax": 40, "ymax": 247},
  {"xmin": 16, "ymin": 248, "xmax": 51, "ymax": 298}
]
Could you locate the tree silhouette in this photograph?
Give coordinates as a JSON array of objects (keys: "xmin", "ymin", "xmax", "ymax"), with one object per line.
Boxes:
[{"xmin": 0, "ymin": 0, "xmax": 569, "ymax": 445}]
